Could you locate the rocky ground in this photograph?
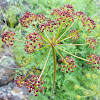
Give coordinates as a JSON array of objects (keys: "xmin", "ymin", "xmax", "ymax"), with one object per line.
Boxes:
[
  {"xmin": 0, "ymin": 0, "xmax": 33, "ymax": 100},
  {"xmin": 0, "ymin": 46, "xmax": 32, "ymax": 100}
]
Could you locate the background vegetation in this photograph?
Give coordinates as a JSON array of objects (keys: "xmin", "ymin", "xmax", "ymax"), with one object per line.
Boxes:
[{"xmin": 0, "ymin": 0, "xmax": 100, "ymax": 100}]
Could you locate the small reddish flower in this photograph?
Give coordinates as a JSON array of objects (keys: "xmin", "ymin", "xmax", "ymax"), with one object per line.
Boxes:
[{"xmin": 2, "ymin": 31, "xmax": 16, "ymax": 47}]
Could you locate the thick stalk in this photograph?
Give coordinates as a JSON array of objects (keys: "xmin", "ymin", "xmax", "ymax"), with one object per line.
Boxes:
[
  {"xmin": 51, "ymin": 46, "xmax": 57, "ymax": 98},
  {"xmin": 96, "ymin": 95, "xmax": 99, "ymax": 100}
]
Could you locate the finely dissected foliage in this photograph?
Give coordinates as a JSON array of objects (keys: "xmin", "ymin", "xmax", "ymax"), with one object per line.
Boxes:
[
  {"xmin": 74, "ymin": 70, "xmax": 100, "ymax": 100},
  {"xmin": 1, "ymin": 3, "xmax": 100, "ymax": 100}
]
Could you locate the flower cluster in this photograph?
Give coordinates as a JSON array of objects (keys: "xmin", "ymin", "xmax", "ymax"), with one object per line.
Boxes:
[
  {"xmin": 51, "ymin": 4, "xmax": 75, "ymax": 21},
  {"xmin": 2, "ymin": 31, "xmax": 16, "ymax": 47},
  {"xmin": 87, "ymin": 54, "xmax": 100, "ymax": 70},
  {"xmin": 69, "ymin": 29, "xmax": 80, "ymax": 41},
  {"xmin": 59, "ymin": 56, "xmax": 77, "ymax": 73},
  {"xmin": 20, "ymin": 12, "xmax": 33, "ymax": 27},
  {"xmin": 15, "ymin": 75, "xmax": 45, "ymax": 96},
  {"xmin": 20, "ymin": 11, "xmax": 46, "ymax": 27},
  {"xmin": 76, "ymin": 11, "xmax": 86, "ymax": 18},
  {"xmin": 24, "ymin": 32, "xmax": 44, "ymax": 53},
  {"xmin": 39, "ymin": 19, "xmax": 59, "ymax": 32},
  {"xmin": 86, "ymin": 18, "xmax": 96, "ymax": 33},
  {"xmin": 19, "ymin": 4, "xmax": 96, "ymax": 36},
  {"xmin": 34, "ymin": 14, "xmax": 46, "ymax": 24},
  {"xmin": 15, "ymin": 76, "xmax": 24, "ymax": 88},
  {"xmin": 86, "ymin": 38, "xmax": 98, "ymax": 50},
  {"xmin": 76, "ymin": 12, "xmax": 96, "ymax": 33},
  {"xmin": 51, "ymin": 4, "xmax": 75, "ymax": 26},
  {"xmin": 76, "ymin": 11, "xmax": 86, "ymax": 27}
]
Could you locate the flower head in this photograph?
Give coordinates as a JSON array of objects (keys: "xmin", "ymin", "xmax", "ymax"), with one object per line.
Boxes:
[
  {"xmin": 86, "ymin": 18, "xmax": 96, "ymax": 32},
  {"xmin": 87, "ymin": 54, "xmax": 100, "ymax": 70},
  {"xmin": 15, "ymin": 76, "xmax": 24, "ymax": 88},
  {"xmin": 59, "ymin": 56, "xmax": 77, "ymax": 73},
  {"xmin": 20, "ymin": 12, "xmax": 33, "ymax": 27},
  {"xmin": 20, "ymin": 12, "xmax": 46, "ymax": 27},
  {"xmin": 24, "ymin": 32, "xmax": 44, "ymax": 53},
  {"xmin": 86, "ymin": 38, "xmax": 98, "ymax": 50},
  {"xmin": 39, "ymin": 19, "xmax": 59, "ymax": 32},
  {"xmin": 15, "ymin": 75, "xmax": 45, "ymax": 96},
  {"xmin": 2, "ymin": 31, "xmax": 16, "ymax": 47},
  {"xmin": 51, "ymin": 4, "xmax": 75, "ymax": 28},
  {"xmin": 34, "ymin": 14, "xmax": 46, "ymax": 24},
  {"xmin": 69, "ymin": 29, "xmax": 80, "ymax": 41}
]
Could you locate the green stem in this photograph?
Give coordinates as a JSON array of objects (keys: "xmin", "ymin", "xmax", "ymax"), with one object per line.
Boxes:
[
  {"xmin": 96, "ymin": 95, "xmax": 99, "ymax": 100},
  {"xmin": 56, "ymin": 19, "xmax": 77, "ymax": 43},
  {"xmin": 35, "ymin": 45, "xmax": 50, "ymax": 51},
  {"xmin": 21, "ymin": 47, "xmax": 50, "ymax": 82},
  {"xmin": 56, "ymin": 43, "xmax": 89, "ymax": 46},
  {"xmin": 14, "ymin": 39, "xmax": 25, "ymax": 43},
  {"xmin": 41, "ymin": 44, "xmax": 50, "ymax": 46},
  {"xmin": 54, "ymin": 22, "xmax": 64, "ymax": 42},
  {"xmin": 44, "ymin": 30, "xmax": 51, "ymax": 43},
  {"xmin": 38, "ymin": 47, "xmax": 51, "ymax": 81},
  {"xmin": 57, "ymin": 26, "xmax": 87, "ymax": 43},
  {"xmin": 51, "ymin": 46, "xmax": 57, "ymax": 99},
  {"xmin": 56, "ymin": 46, "xmax": 89, "ymax": 62},
  {"xmin": 33, "ymin": 25, "xmax": 50, "ymax": 43},
  {"xmin": 29, "ymin": 26, "xmax": 35, "ymax": 32}
]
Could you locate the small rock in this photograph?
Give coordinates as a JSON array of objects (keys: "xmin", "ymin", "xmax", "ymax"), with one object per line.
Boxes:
[
  {"xmin": 11, "ymin": 87, "xmax": 24, "ymax": 99},
  {"xmin": 0, "ymin": 51, "xmax": 17, "ymax": 86},
  {"xmin": 0, "ymin": 82, "xmax": 29, "ymax": 100},
  {"xmin": 0, "ymin": 68, "xmax": 15, "ymax": 86}
]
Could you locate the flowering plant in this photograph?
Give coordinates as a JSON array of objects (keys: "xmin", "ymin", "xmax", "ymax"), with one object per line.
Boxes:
[{"xmin": 2, "ymin": 4, "xmax": 100, "ymax": 99}]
